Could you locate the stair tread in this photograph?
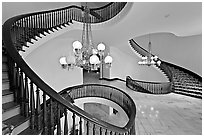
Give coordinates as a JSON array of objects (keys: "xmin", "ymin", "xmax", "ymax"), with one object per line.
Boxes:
[
  {"xmin": 18, "ymin": 127, "xmax": 42, "ymax": 135},
  {"xmin": 3, "ymin": 114, "xmax": 30, "ymax": 128},
  {"xmin": 2, "ymin": 89, "xmax": 13, "ymax": 96},
  {"xmin": 2, "ymin": 102, "xmax": 19, "ymax": 112},
  {"xmin": 2, "ymin": 77, "xmax": 9, "ymax": 81}
]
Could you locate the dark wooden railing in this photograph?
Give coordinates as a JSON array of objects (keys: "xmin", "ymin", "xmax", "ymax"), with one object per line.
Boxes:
[
  {"xmin": 129, "ymin": 39, "xmax": 173, "ymax": 83},
  {"xmin": 126, "ymin": 76, "xmax": 172, "ymax": 94},
  {"xmin": 3, "ymin": 2, "xmax": 132, "ymax": 135},
  {"xmin": 60, "ymin": 84, "xmax": 136, "ymax": 135},
  {"xmin": 129, "ymin": 38, "xmax": 202, "ymax": 96}
]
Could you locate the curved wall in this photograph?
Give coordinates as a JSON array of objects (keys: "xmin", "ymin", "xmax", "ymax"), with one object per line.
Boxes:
[
  {"xmin": 109, "ymin": 41, "xmax": 169, "ymax": 82},
  {"xmin": 25, "ymin": 33, "xmax": 83, "ymax": 92},
  {"xmin": 133, "ymin": 33, "xmax": 202, "ymax": 76}
]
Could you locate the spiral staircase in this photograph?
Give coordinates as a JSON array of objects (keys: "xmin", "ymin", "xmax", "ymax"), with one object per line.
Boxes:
[
  {"xmin": 2, "ymin": 2, "xmax": 202, "ymax": 135},
  {"xmin": 128, "ymin": 39, "xmax": 202, "ymax": 99},
  {"xmin": 2, "ymin": 2, "xmax": 139, "ymax": 135}
]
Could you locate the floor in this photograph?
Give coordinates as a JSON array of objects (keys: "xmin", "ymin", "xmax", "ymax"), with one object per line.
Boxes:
[{"xmin": 83, "ymin": 71, "xmax": 202, "ymax": 135}]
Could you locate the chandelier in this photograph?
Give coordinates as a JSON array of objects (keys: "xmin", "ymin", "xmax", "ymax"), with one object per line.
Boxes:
[
  {"xmin": 59, "ymin": 3, "xmax": 113, "ymax": 71},
  {"xmin": 138, "ymin": 34, "xmax": 161, "ymax": 66}
]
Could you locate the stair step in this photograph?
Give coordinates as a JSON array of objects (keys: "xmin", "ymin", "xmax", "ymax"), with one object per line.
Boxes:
[
  {"xmin": 2, "ymin": 89, "xmax": 13, "ymax": 96},
  {"xmin": 173, "ymin": 90, "xmax": 202, "ymax": 99},
  {"xmin": 2, "ymin": 102, "xmax": 20, "ymax": 121},
  {"xmin": 2, "ymin": 72, "xmax": 9, "ymax": 79},
  {"xmin": 2, "ymin": 54, "xmax": 8, "ymax": 62},
  {"xmin": 2, "ymin": 90, "xmax": 14, "ymax": 104},
  {"xmin": 2, "ymin": 81, "xmax": 10, "ymax": 90},
  {"xmin": 2, "ymin": 63, "xmax": 8, "ymax": 71},
  {"xmin": 3, "ymin": 114, "xmax": 30, "ymax": 135},
  {"xmin": 19, "ymin": 127, "xmax": 42, "ymax": 135}
]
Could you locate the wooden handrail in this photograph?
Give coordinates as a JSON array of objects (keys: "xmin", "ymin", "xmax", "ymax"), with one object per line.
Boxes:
[
  {"xmin": 60, "ymin": 84, "xmax": 136, "ymax": 134},
  {"xmin": 126, "ymin": 76, "xmax": 172, "ymax": 94},
  {"xmin": 3, "ymin": 2, "xmax": 132, "ymax": 135}
]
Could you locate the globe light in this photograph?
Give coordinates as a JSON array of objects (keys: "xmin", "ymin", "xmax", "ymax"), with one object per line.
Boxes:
[
  {"xmin": 142, "ymin": 56, "xmax": 148, "ymax": 60},
  {"xmin": 90, "ymin": 54, "xmax": 100, "ymax": 64},
  {"xmin": 157, "ymin": 60, "xmax": 161, "ymax": 66},
  {"xmin": 97, "ymin": 43, "xmax": 105, "ymax": 51},
  {"xmin": 73, "ymin": 40, "xmax": 82, "ymax": 50},
  {"xmin": 104, "ymin": 55, "xmax": 113, "ymax": 64},
  {"xmin": 59, "ymin": 56, "xmax": 67, "ymax": 65}
]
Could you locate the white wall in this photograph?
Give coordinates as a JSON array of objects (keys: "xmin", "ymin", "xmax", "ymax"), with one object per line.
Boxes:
[
  {"xmin": 109, "ymin": 41, "xmax": 168, "ymax": 82},
  {"xmin": 133, "ymin": 33, "xmax": 202, "ymax": 76},
  {"xmin": 25, "ymin": 35, "xmax": 83, "ymax": 92}
]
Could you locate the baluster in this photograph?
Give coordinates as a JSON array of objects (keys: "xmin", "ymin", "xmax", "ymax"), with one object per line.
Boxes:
[
  {"xmin": 115, "ymin": 131, "xmax": 117, "ymax": 135},
  {"xmin": 50, "ymin": 99, "xmax": 54, "ymax": 135},
  {"xmin": 30, "ymin": 81, "xmax": 35, "ymax": 129},
  {"xmin": 43, "ymin": 92, "xmax": 48, "ymax": 134},
  {"xmin": 72, "ymin": 113, "xmax": 76, "ymax": 135},
  {"xmin": 79, "ymin": 117, "xmax": 82, "ymax": 135},
  {"xmin": 16, "ymin": 66, "xmax": 20, "ymax": 102},
  {"xmin": 105, "ymin": 129, "xmax": 108, "ymax": 135},
  {"xmin": 57, "ymin": 104, "xmax": 62, "ymax": 135},
  {"xmin": 110, "ymin": 131, "xmax": 112, "ymax": 135},
  {"xmin": 86, "ymin": 121, "xmax": 89, "ymax": 135},
  {"xmin": 99, "ymin": 127, "xmax": 102, "ymax": 135},
  {"xmin": 20, "ymin": 70, "xmax": 25, "ymax": 116},
  {"xmin": 11, "ymin": 63, "xmax": 17, "ymax": 102},
  {"xmin": 64, "ymin": 108, "xmax": 68, "ymax": 135},
  {"xmin": 24, "ymin": 75, "xmax": 29, "ymax": 117},
  {"xmin": 35, "ymin": 87, "xmax": 41, "ymax": 130},
  {"xmin": 92, "ymin": 124, "xmax": 96, "ymax": 135}
]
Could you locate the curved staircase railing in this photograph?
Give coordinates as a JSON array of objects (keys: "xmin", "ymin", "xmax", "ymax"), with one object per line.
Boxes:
[
  {"xmin": 128, "ymin": 39, "xmax": 173, "ymax": 94},
  {"xmin": 2, "ymin": 2, "xmax": 133, "ymax": 135},
  {"xmin": 129, "ymin": 39, "xmax": 202, "ymax": 98},
  {"xmin": 126, "ymin": 76, "xmax": 172, "ymax": 94},
  {"xmin": 129, "ymin": 39, "xmax": 173, "ymax": 82},
  {"xmin": 60, "ymin": 84, "xmax": 136, "ymax": 135}
]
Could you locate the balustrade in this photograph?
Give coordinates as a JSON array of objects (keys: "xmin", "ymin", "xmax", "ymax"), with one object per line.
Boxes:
[
  {"xmin": 126, "ymin": 76, "xmax": 172, "ymax": 94},
  {"xmin": 2, "ymin": 2, "xmax": 133, "ymax": 135}
]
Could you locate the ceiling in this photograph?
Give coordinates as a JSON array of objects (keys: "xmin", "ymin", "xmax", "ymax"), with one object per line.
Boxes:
[{"xmin": 2, "ymin": 2, "xmax": 202, "ymax": 45}]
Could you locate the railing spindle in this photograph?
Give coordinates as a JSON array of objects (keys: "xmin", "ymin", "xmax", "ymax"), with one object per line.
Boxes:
[
  {"xmin": 93, "ymin": 124, "xmax": 95, "ymax": 135},
  {"xmin": 79, "ymin": 117, "xmax": 82, "ymax": 135},
  {"xmin": 72, "ymin": 113, "xmax": 76, "ymax": 135},
  {"xmin": 30, "ymin": 81, "xmax": 35, "ymax": 129},
  {"xmin": 99, "ymin": 127, "xmax": 102, "ymax": 135},
  {"xmin": 86, "ymin": 121, "xmax": 89, "ymax": 135},
  {"xmin": 57, "ymin": 104, "xmax": 62, "ymax": 135},
  {"xmin": 35, "ymin": 87, "xmax": 41, "ymax": 130},
  {"xmin": 20, "ymin": 70, "xmax": 25, "ymax": 116},
  {"xmin": 64, "ymin": 108, "xmax": 68, "ymax": 135},
  {"xmin": 24, "ymin": 75, "xmax": 29, "ymax": 117},
  {"xmin": 43, "ymin": 92, "xmax": 48, "ymax": 134},
  {"xmin": 50, "ymin": 99, "xmax": 54, "ymax": 135}
]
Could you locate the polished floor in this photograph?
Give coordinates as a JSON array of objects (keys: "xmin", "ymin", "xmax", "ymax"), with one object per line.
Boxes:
[{"xmin": 83, "ymin": 71, "xmax": 202, "ymax": 135}]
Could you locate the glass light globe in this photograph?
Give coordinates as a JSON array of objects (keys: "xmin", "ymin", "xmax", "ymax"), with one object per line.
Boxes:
[
  {"xmin": 104, "ymin": 55, "xmax": 113, "ymax": 64},
  {"xmin": 90, "ymin": 54, "xmax": 100, "ymax": 64},
  {"xmin": 151, "ymin": 60, "xmax": 155, "ymax": 64},
  {"xmin": 142, "ymin": 56, "xmax": 148, "ymax": 60},
  {"xmin": 97, "ymin": 43, "xmax": 105, "ymax": 51},
  {"xmin": 59, "ymin": 56, "xmax": 67, "ymax": 64},
  {"xmin": 157, "ymin": 60, "xmax": 161, "ymax": 66},
  {"xmin": 73, "ymin": 41, "xmax": 82, "ymax": 50}
]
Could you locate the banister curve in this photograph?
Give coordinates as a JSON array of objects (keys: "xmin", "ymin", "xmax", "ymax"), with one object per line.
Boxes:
[
  {"xmin": 59, "ymin": 83, "xmax": 136, "ymax": 131},
  {"xmin": 3, "ymin": 2, "xmax": 133, "ymax": 134}
]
